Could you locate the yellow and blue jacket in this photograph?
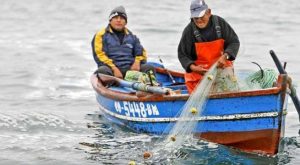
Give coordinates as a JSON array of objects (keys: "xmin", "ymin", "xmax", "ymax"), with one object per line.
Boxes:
[{"xmin": 92, "ymin": 25, "xmax": 147, "ymax": 69}]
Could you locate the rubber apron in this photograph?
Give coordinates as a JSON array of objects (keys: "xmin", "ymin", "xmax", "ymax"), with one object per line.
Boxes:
[{"xmin": 184, "ymin": 39, "xmax": 232, "ymax": 93}]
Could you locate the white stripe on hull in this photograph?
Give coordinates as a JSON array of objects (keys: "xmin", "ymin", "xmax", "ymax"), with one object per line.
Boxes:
[{"xmin": 98, "ymin": 103, "xmax": 286, "ymax": 123}]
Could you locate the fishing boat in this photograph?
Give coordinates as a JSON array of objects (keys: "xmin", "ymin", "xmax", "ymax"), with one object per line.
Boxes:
[{"xmin": 91, "ymin": 51, "xmax": 293, "ymax": 155}]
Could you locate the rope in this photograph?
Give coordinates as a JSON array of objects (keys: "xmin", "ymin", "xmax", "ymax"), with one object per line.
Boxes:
[{"xmin": 246, "ymin": 69, "xmax": 278, "ymax": 89}]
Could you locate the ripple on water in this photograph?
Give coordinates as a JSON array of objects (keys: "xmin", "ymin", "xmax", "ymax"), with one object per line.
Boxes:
[
  {"xmin": 0, "ymin": 113, "xmax": 87, "ymax": 133},
  {"xmin": 79, "ymin": 113, "xmax": 300, "ymax": 164}
]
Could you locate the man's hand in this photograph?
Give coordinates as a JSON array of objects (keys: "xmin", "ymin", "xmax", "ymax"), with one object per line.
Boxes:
[
  {"xmin": 190, "ymin": 64, "xmax": 208, "ymax": 75},
  {"xmin": 218, "ymin": 53, "xmax": 229, "ymax": 68},
  {"xmin": 130, "ymin": 60, "xmax": 140, "ymax": 71},
  {"xmin": 112, "ymin": 66, "xmax": 123, "ymax": 79}
]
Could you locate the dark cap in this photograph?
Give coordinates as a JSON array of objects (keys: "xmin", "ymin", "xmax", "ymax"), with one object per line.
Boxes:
[{"xmin": 109, "ymin": 6, "xmax": 127, "ymax": 22}]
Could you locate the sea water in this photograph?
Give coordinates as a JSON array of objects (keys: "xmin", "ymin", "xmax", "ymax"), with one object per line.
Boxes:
[{"xmin": 1, "ymin": 0, "xmax": 300, "ymax": 164}]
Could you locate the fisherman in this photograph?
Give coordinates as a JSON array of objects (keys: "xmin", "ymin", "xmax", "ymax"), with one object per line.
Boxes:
[
  {"xmin": 178, "ymin": 0, "xmax": 240, "ymax": 93},
  {"xmin": 91, "ymin": 6, "xmax": 155, "ymax": 79}
]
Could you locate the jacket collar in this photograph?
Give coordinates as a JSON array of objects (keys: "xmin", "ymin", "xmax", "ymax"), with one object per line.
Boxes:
[{"xmin": 106, "ymin": 25, "xmax": 129, "ymax": 35}]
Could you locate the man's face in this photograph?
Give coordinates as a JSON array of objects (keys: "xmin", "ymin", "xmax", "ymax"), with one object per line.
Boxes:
[
  {"xmin": 110, "ymin": 16, "xmax": 126, "ymax": 31},
  {"xmin": 193, "ymin": 9, "xmax": 211, "ymax": 29}
]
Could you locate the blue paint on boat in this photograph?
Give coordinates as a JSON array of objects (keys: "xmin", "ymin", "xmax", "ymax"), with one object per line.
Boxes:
[{"xmin": 96, "ymin": 92, "xmax": 283, "ymax": 134}]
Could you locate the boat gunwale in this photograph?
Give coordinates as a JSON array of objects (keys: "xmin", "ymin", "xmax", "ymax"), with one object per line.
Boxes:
[{"xmin": 90, "ymin": 73, "xmax": 286, "ymax": 102}]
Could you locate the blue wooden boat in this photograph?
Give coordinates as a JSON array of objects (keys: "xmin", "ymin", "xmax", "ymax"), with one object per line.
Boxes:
[{"xmin": 91, "ymin": 61, "xmax": 289, "ymax": 155}]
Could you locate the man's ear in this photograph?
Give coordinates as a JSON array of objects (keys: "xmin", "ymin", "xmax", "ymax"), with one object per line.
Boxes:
[{"xmin": 207, "ymin": 9, "xmax": 212, "ymax": 16}]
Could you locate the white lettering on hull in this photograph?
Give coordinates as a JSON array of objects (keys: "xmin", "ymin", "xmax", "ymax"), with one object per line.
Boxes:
[{"xmin": 114, "ymin": 101, "xmax": 160, "ymax": 118}]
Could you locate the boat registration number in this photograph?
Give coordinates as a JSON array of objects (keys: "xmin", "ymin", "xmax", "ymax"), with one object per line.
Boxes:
[{"xmin": 114, "ymin": 101, "xmax": 160, "ymax": 118}]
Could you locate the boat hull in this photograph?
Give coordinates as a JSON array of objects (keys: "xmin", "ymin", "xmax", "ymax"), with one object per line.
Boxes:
[
  {"xmin": 91, "ymin": 66, "xmax": 288, "ymax": 155},
  {"xmin": 95, "ymin": 89, "xmax": 287, "ymax": 155}
]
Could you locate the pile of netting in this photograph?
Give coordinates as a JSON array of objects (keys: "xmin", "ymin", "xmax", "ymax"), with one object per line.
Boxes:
[
  {"xmin": 212, "ymin": 67, "xmax": 279, "ymax": 93},
  {"xmin": 211, "ymin": 67, "xmax": 239, "ymax": 93},
  {"xmin": 212, "ymin": 67, "xmax": 278, "ymax": 92}
]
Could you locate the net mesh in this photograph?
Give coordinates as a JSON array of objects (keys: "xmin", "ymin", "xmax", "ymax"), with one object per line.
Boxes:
[{"xmin": 144, "ymin": 63, "xmax": 219, "ymax": 163}]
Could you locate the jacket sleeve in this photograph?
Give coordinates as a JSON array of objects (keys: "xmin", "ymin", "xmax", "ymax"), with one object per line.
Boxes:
[
  {"xmin": 178, "ymin": 24, "xmax": 196, "ymax": 73},
  {"xmin": 219, "ymin": 16, "xmax": 240, "ymax": 60},
  {"xmin": 92, "ymin": 29, "xmax": 115, "ymax": 67},
  {"xmin": 133, "ymin": 35, "xmax": 147, "ymax": 63}
]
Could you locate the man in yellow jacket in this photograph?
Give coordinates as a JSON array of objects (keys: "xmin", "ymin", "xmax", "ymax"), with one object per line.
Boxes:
[{"xmin": 92, "ymin": 6, "xmax": 154, "ymax": 79}]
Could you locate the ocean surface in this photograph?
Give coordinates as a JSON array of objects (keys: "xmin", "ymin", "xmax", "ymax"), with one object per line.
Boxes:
[{"xmin": 1, "ymin": 0, "xmax": 300, "ymax": 164}]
